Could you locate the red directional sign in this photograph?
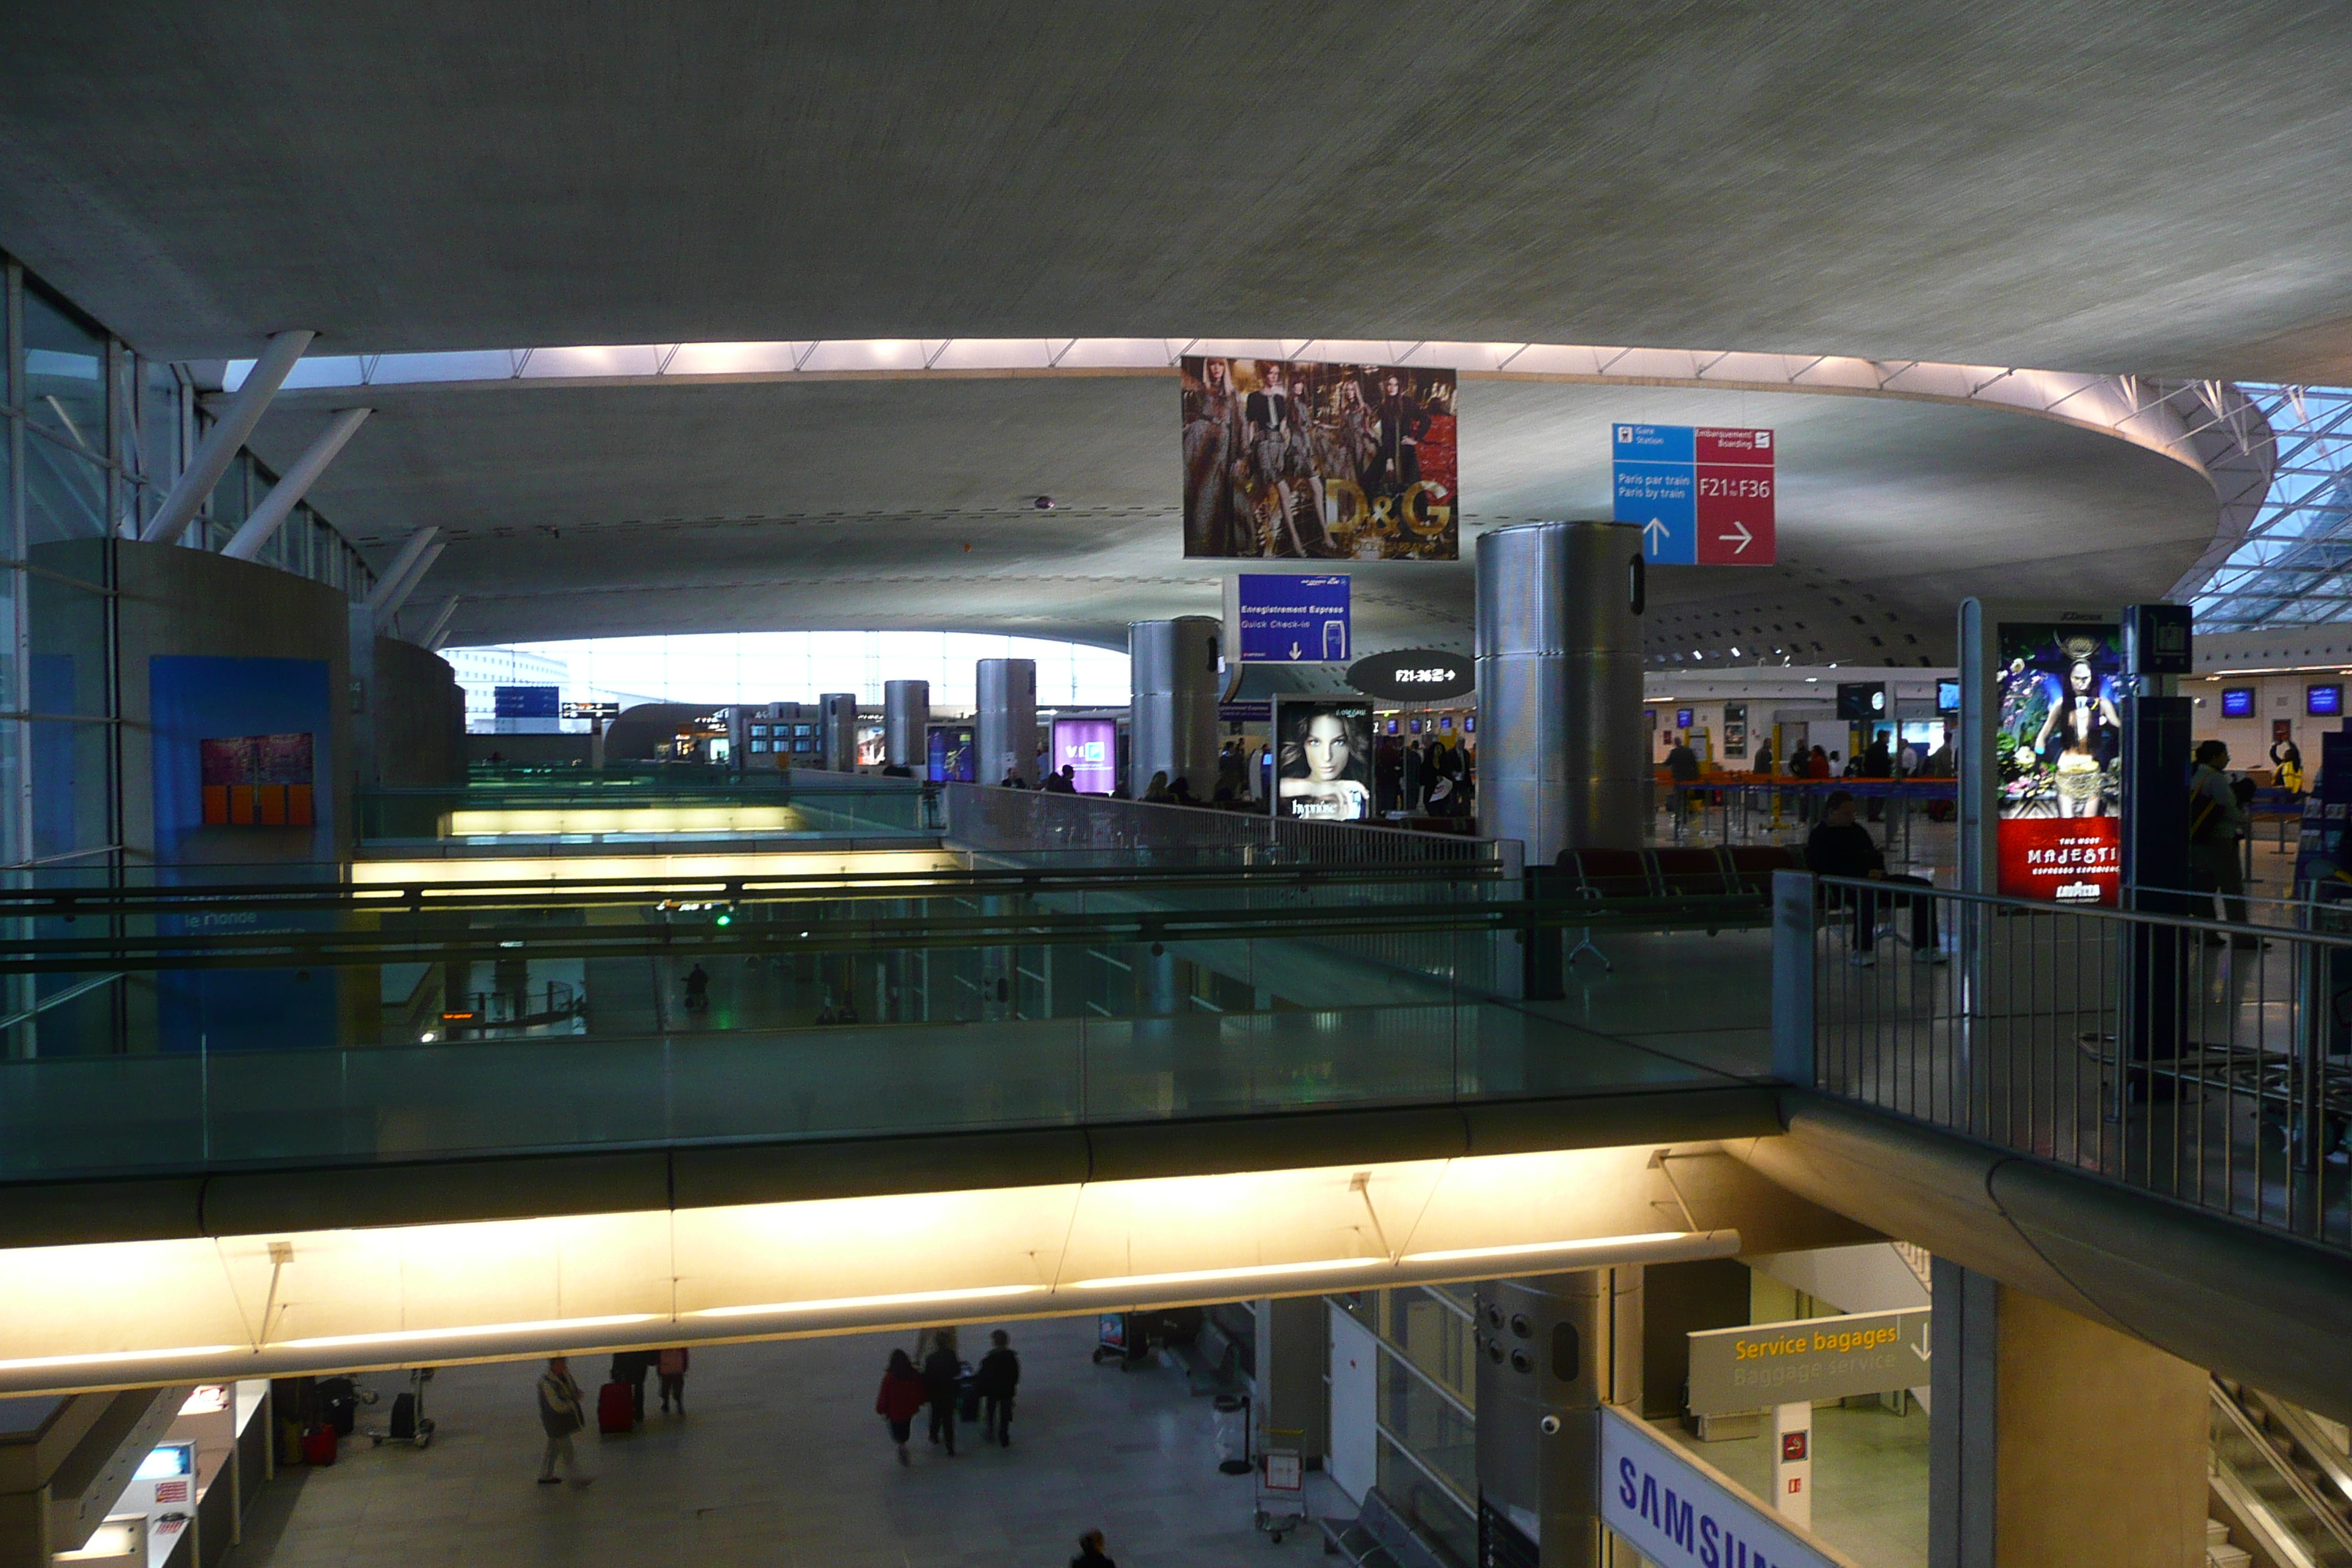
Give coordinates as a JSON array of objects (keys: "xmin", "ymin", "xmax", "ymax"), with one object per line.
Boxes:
[{"xmin": 1693, "ymin": 427, "xmax": 1775, "ymax": 565}]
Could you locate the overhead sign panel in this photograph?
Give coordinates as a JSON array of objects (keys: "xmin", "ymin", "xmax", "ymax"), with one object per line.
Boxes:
[
  {"xmin": 1613, "ymin": 423, "xmax": 1776, "ymax": 565},
  {"xmin": 1686, "ymin": 1309, "xmax": 1931, "ymax": 1417},
  {"xmin": 1346, "ymin": 648, "xmax": 1474, "ymax": 702},
  {"xmin": 561, "ymin": 701, "xmax": 619, "ymax": 720},
  {"xmin": 493, "ymin": 685, "xmax": 560, "ymax": 718},
  {"xmin": 1182, "ymin": 356, "xmax": 1458, "ymax": 560},
  {"xmin": 1227, "ymin": 574, "xmax": 1351, "ymax": 663}
]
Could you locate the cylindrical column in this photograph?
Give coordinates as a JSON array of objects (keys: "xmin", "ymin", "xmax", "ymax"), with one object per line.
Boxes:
[
  {"xmin": 883, "ymin": 679, "xmax": 930, "ymax": 769},
  {"xmin": 1474, "ymin": 1268, "xmax": 1644, "ymax": 1568},
  {"xmin": 1128, "ymin": 617, "xmax": 1221, "ymax": 799},
  {"xmin": 1475, "ymin": 520, "xmax": 1647, "ymax": 865},
  {"xmin": 976, "ymin": 659, "xmax": 1038, "ymax": 786},
  {"xmin": 819, "ymin": 692, "xmax": 859, "ymax": 772}
]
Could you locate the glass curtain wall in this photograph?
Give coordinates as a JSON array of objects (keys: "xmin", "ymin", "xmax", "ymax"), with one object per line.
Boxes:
[
  {"xmin": 1335, "ymin": 1285, "xmax": 1481, "ymax": 1567},
  {"xmin": 1, "ymin": 253, "xmax": 377, "ymax": 1057}
]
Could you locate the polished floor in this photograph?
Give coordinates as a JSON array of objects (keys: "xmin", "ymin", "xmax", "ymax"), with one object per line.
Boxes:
[
  {"xmin": 225, "ymin": 1316, "xmax": 1340, "ymax": 1568},
  {"xmin": 1654, "ymin": 1403, "xmax": 1929, "ymax": 1568}
]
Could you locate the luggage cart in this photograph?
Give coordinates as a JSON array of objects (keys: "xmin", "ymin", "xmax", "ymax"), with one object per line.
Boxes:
[{"xmin": 1253, "ymin": 1434, "xmax": 1308, "ymax": 1544}]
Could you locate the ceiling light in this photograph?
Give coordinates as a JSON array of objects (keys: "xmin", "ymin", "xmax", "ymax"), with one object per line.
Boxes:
[
  {"xmin": 693, "ymin": 1284, "xmax": 1045, "ymax": 1318},
  {"xmin": 275, "ymin": 1313, "xmax": 660, "ymax": 1350},
  {"xmin": 0, "ymin": 1345, "xmax": 242, "ymax": 1373},
  {"xmin": 1401, "ymin": 1231, "xmax": 1694, "ymax": 1265},
  {"xmin": 1074, "ymin": 1257, "xmax": 1383, "ymax": 1291}
]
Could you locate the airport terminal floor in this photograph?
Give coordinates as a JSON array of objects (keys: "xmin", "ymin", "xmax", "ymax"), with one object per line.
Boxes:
[{"xmin": 15, "ymin": 14, "xmax": 2352, "ymax": 1568}]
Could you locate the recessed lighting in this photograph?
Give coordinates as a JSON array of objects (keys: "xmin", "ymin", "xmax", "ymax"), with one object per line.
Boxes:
[
  {"xmin": 694, "ymin": 1285, "xmax": 1044, "ymax": 1318},
  {"xmin": 1074, "ymin": 1258, "xmax": 1382, "ymax": 1291}
]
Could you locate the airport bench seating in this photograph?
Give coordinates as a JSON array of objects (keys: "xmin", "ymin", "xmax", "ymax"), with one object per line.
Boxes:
[{"xmin": 1539, "ymin": 843, "xmax": 1802, "ymax": 972}]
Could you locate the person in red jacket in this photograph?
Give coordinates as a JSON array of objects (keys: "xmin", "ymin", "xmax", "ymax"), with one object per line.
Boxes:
[{"xmin": 875, "ymin": 1349, "xmax": 929, "ymax": 1467}]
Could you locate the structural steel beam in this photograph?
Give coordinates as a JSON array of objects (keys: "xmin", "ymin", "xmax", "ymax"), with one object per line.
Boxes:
[
  {"xmin": 219, "ymin": 406, "xmax": 371, "ymax": 561},
  {"xmin": 363, "ymin": 527, "xmax": 440, "ymax": 616},
  {"xmin": 140, "ymin": 330, "xmax": 314, "ymax": 545}
]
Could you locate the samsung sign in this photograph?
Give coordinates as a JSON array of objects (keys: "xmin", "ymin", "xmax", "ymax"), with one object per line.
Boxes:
[
  {"xmin": 1346, "ymin": 648, "xmax": 1474, "ymax": 702},
  {"xmin": 1601, "ymin": 1408, "xmax": 1847, "ymax": 1568}
]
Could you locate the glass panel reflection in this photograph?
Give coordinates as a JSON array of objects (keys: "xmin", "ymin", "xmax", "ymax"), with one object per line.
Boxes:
[{"xmin": 23, "ymin": 285, "xmax": 105, "ymax": 456}]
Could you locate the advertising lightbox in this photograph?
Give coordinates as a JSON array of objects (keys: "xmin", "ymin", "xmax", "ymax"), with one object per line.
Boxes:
[
  {"xmin": 1995, "ymin": 621, "xmax": 2124, "ymax": 905},
  {"xmin": 1050, "ymin": 718, "xmax": 1117, "ymax": 795},
  {"xmin": 1272, "ymin": 697, "xmax": 1374, "ymax": 822}
]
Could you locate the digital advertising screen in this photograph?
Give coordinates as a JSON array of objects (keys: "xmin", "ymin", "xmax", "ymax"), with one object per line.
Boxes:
[
  {"xmin": 2309, "ymin": 683, "xmax": 2343, "ymax": 717},
  {"xmin": 1995, "ymin": 622, "xmax": 2124, "ymax": 905},
  {"xmin": 1937, "ymin": 679, "xmax": 1961, "ymax": 712},
  {"xmin": 1050, "ymin": 718, "xmax": 1117, "ymax": 795},
  {"xmin": 926, "ymin": 725, "xmax": 974, "ymax": 784},
  {"xmin": 1181, "ymin": 356, "xmax": 1458, "ymax": 561},
  {"xmin": 2221, "ymin": 687, "xmax": 2256, "ymax": 717},
  {"xmin": 1273, "ymin": 697, "xmax": 1374, "ymax": 823}
]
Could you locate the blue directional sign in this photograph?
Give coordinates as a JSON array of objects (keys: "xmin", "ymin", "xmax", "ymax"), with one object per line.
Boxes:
[
  {"xmin": 1234, "ymin": 574, "xmax": 1352, "ymax": 663},
  {"xmin": 1614, "ymin": 424, "xmax": 1697, "ymax": 563},
  {"xmin": 494, "ymin": 685, "xmax": 562, "ymax": 718}
]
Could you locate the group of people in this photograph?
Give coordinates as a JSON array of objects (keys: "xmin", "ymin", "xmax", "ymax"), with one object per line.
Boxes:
[{"xmin": 874, "ymin": 1327, "xmax": 1022, "ymax": 1463}]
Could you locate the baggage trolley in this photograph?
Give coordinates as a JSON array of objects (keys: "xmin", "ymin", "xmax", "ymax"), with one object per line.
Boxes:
[{"xmin": 1253, "ymin": 1433, "xmax": 1308, "ymax": 1544}]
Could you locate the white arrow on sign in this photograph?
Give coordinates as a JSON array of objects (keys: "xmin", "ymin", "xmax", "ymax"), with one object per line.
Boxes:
[
  {"xmin": 1717, "ymin": 519, "xmax": 1754, "ymax": 554},
  {"xmin": 1289, "ymin": 641, "xmax": 1303, "ymax": 659},
  {"xmin": 1642, "ymin": 518, "xmax": 1670, "ymax": 551},
  {"xmin": 1910, "ymin": 1322, "xmax": 1931, "ymax": 1364}
]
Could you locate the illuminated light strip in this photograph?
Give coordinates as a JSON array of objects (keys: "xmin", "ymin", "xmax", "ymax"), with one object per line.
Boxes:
[
  {"xmin": 274, "ymin": 1313, "xmax": 660, "ymax": 1350},
  {"xmin": 1401, "ymin": 1231, "xmax": 1695, "ymax": 1265},
  {"xmin": 0, "ymin": 1344, "xmax": 241, "ymax": 1373},
  {"xmin": 1073, "ymin": 1258, "xmax": 1383, "ymax": 1290},
  {"xmin": 693, "ymin": 1284, "xmax": 1046, "ymax": 1318}
]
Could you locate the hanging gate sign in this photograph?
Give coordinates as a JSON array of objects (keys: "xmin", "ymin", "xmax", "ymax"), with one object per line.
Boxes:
[{"xmin": 1346, "ymin": 648, "xmax": 1474, "ymax": 702}]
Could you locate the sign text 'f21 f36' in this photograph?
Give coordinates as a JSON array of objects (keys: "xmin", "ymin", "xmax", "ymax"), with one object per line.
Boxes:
[{"xmin": 1613, "ymin": 425, "xmax": 1776, "ymax": 566}]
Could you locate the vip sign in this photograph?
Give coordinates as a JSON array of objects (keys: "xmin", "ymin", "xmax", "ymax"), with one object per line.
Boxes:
[{"xmin": 1613, "ymin": 424, "xmax": 1776, "ymax": 565}]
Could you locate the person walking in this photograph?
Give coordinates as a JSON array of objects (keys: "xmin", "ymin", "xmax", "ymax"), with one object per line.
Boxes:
[
  {"xmin": 2190, "ymin": 740, "xmax": 2257, "ymax": 941},
  {"xmin": 921, "ymin": 1335, "xmax": 962, "ymax": 1457},
  {"xmin": 974, "ymin": 1329, "xmax": 1021, "ymax": 1447},
  {"xmin": 1806, "ymin": 791, "xmax": 1946, "ymax": 968},
  {"xmin": 656, "ymin": 1346, "xmax": 690, "ymax": 1414},
  {"xmin": 682, "ymin": 963, "xmax": 710, "ymax": 1013},
  {"xmin": 535, "ymin": 1357, "xmax": 591, "ymax": 1488},
  {"xmin": 1664, "ymin": 734, "xmax": 1700, "ymax": 825},
  {"xmin": 1071, "ymin": 1529, "xmax": 1117, "ymax": 1568},
  {"xmin": 875, "ymin": 1349, "xmax": 927, "ymax": 1467}
]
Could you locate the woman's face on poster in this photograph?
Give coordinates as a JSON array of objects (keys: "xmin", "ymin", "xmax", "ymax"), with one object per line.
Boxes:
[
  {"xmin": 2070, "ymin": 661, "xmax": 2093, "ymax": 696},
  {"xmin": 1305, "ymin": 715, "xmax": 1351, "ymax": 780},
  {"xmin": 1205, "ymin": 358, "xmax": 1229, "ymax": 391}
]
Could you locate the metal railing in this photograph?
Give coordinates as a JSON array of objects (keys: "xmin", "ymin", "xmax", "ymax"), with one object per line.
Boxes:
[
  {"xmin": 1776, "ymin": 870, "xmax": 2352, "ymax": 1254},
  {"xmin": 943, "ymin": 783, "xmax": 1514, "ymax": 872}
]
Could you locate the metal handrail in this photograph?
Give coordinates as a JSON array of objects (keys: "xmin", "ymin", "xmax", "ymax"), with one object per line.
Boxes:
[
  {"xmin": 2212, "ymin": 1382, "xmax": 2352, "ymax": 1564},
  {"xmin": 1812, "ymin": 873, "xmax": 2352, "ymax": 947}
]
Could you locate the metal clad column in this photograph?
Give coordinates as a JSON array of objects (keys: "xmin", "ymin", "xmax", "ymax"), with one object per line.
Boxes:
[
  {"xmin": 1475, "ymin": 521, "xmax": 1646, "ymax": 866},
  {"xmin": 819, "ymin": 692, "xmax": 860, "ymax": 772},
  {"xmin": 1128, "ymin": 617, "xmax": 1221, "ymax": 799},
  {"xmin": 883, "ymin": 679, "xmax": 930, "ymax": 769},
  {"xmin": 1474, "ymin": 1270, "xmax": 1644, "ymax": 1568},
  {"xmin": 976, "ymin": 659, "xmax": 1037, "ymax": 785}
]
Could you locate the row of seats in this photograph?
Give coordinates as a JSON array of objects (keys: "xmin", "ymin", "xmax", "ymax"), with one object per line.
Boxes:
[{"xmin": 1546, "ymin": 843, "xmax": 1803, "ymax": 905}]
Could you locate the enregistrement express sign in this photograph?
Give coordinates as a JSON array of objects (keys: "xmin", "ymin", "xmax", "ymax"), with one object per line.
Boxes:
[
  {"xmin": 1686, "ymin": 1309, "xmax": 1931, "ymax": 1417},
  {"xmin": 1182, "ymin": 356, "xmax": 1457, "ymax": 560}
]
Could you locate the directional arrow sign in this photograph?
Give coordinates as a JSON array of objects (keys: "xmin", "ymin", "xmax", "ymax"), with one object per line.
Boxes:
[
  {"xmin": 1614, "ymin": 423, "xmax": 1775, "ymax": 565},
  {"xmin": 1229, "ymin": 574, "xmax": 1352, "ymax": 663}
]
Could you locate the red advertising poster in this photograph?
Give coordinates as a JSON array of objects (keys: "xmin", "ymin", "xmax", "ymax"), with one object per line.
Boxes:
[
  {"xmin": 1995, "ymin": 622, "xmax": 2125, "ymax": 905},
  {"xmin": 1181, "ymin": 356, "xmax": 1458, "ymax": 561},
  {"xmin": 1694, "ymin": 427, "xmax": 1774, "ymax": 565}
]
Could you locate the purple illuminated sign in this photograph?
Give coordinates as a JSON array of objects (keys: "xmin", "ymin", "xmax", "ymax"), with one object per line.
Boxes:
[{"xmin": 1052, "ymin": 718, "xmax": 1117, "ymax": 794}]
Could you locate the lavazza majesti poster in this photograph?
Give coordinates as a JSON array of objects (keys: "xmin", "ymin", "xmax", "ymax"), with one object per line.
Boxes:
[{"xmin": 1180, "ymin": 355, "xmax": 1458, "ymax": 561}]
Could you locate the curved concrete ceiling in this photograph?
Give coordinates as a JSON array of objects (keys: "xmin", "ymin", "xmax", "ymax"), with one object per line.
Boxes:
[
  {"xmin": 4, "ymin": 6, "xmax": 2351, "ymax": 380},
  {"xmin": 248, "ymin": 370, "xmax": 2226, "ymax": 662}
]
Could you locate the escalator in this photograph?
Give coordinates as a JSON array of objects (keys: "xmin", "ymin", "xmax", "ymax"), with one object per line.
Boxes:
[{"xmin": 2210, "ymin": 1379, "xmax": 2352, "ymax": 1568}]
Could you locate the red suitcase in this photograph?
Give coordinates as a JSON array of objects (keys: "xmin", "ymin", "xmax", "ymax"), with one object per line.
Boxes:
[
  {"xmin": 597, "ymin": 1381, "xmax": 635, "ymax": 1435},
  {"xmin": 300, "ymin": 1422, "xmax": 338, "ymax": 1466}
]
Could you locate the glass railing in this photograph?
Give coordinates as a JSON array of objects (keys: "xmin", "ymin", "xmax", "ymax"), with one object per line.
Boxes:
[
  {"xmin": 0, "ymin": 861, "xmax": 1776, "ymax": 1180},
  {"xmin": 358, "ymin": 772, "xmax": 939, "ymax": 843}
]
